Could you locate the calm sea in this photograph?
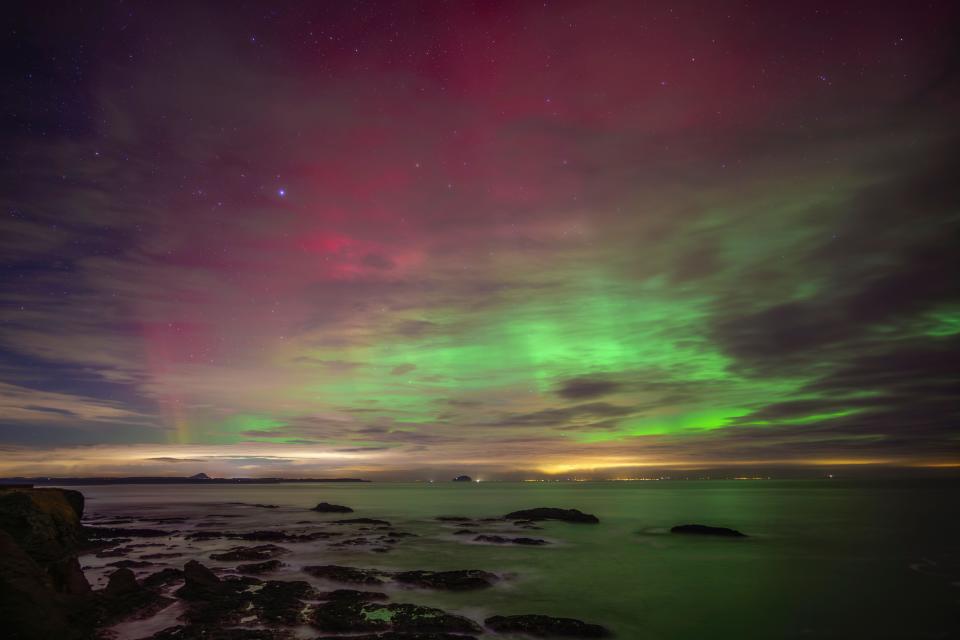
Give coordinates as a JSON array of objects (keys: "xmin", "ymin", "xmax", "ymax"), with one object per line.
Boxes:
[{"xmin": 71, "ymin": 480, "xmax": 959, "ymax": 639}]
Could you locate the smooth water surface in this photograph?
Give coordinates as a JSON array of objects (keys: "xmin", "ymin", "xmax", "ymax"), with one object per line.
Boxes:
[{"xmin": 73, "ymin": 480, "xmax": 959, "ymax": 639}]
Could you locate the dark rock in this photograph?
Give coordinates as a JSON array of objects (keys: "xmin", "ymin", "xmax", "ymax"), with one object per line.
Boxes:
[
  {"xmin": 503, "ymin": 508, "xmax": 599, "ymax": 524},
  {"xmin": 106, "ymin": 559, "xmax": 155, "ymax": 568},
  {"xmin": 95, "ymin": 545, "xmax": 136, "ymax": 558},
  {"xmin": 209, "ymin": 544, "xmax": 289, "ymax": 561},
  {"xmin": 175, "ymin": 560, "xmax": 228, "ymax": 600},
  {"xmin": 303, "ymin": 564, "xmax": 388, "ymax": 585},
  {"xmin": 236, "ymin": 559, "xmax": 283, "ymax": 574},
  {"xmin": 474, "ymin": 534, "xmax": 548, "ymax": 546},
  {"xmin": 393, "ymin": 569, "xmax": 497, "ymax": 591},
  {"xmin": 314, "ymin": 634, "xmax": 476, "ymax": 640},
  {"xmin": 147, "ymin": 625, "xmax": 294, "ymax": 639},
  {"xmin": 312, "ymin": 502, "xmax": 354, "ymax": 513},
  {"xmin": 436, "ymin": 516, "xmax": 472, "ymax": 522},
  {"xmin": 49, "ymin": 556, "xmax": 91, "ymax": 595},
  {"xmin": 233, "ymin": 529, "xmax": 291, "ymax": 541},
  {"xmin": 316, "ymin": 588, "xmax": 389, "ymax": 601},
  {"xmin": 100, "ymin": 567, "xmax": 173, "ymax": 621},
  {"xmin": 0, "ymin": 529, "xmax": 77, "ymax": 639},
  {"xmin": 313, "ymin": 601, "xmax": 480, "ymax": 635},
  {"xmin": 142, "ymin": 567, "xmax": 184, "ymax": 590},
  {"xmin": 452, "ymin": 476, "xmax": 472, "ymax": 482},
  {"xmin": 670, "ymin": 523, "xmax": 747, "ymax": 537},
  {"xmin": 85, "ymin": 525, "xmax": 173, "ymax": 538},
  {"xmin": 0, "ymin": 487, "xmax": 87, "ymax": 564},
  {"xmin": 253, "ymin": 504, "xmax": 279, "ymax": 509},
  {"xmin": 255, "ymin": 579, "xmax": 315, "ymax": 624},
  {"xmin": 185, "ymin": 530, "xmax": 227, "ymax": 541},
  {"xmin": 141, "ymin": 551, "xmax": 184, "ymax": 559},
  {"xmin": 332, "ymin": 517, "xmax": 391, "ymax": 526},
  {"xmin": 484, "ymin": 614, "xmax": 610, "ymax": 637}
]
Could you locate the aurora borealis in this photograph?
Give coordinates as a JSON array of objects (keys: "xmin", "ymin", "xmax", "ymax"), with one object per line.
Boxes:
[{"xmin": 1, "ymin": 1, "xmax": 958, "ymax": 478}]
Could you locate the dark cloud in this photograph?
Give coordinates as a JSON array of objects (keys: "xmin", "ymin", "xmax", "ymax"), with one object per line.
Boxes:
[{"xmin": 556, "ymin": 378, "xmax": 621, "ymax": 400}]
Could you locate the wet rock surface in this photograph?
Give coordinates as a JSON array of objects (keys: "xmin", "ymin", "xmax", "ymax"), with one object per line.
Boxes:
[
  {"xmin": 6, "ymin": 489, "xmax": 618, "ymax": 639},
  {"xmin": 314, "ymin": 634, "xmax": 477, "ymax": 640},
  {"xmin": 146, "ymin": 626, "xmax": 294, "ymax": 639},
  {"xmin": 236, "ymin": 558, "xmax": 284, "ymax": 574},
  {"xmin": 393, "ymin": 569, "xmax": 498, "ymax": 591},
  {"xmin": 312, "ymin": 600, "xmax": 481, "ymax": 635},
  {"xmin": 304, "ymin": 564, "xmax": 389, "ymax": 585},
  {"xmin": 317, "ymin": 588, "xmax": 389, "ymax": 601},
  {"xmin": 100, "ymin": 567, "xmax": 173, "ymax": 622},
  {"xmin": 474, "ymin": 534, "xmax": 548, "ymax": 546},
  {"xmin": 209, "ymin": 543, "xmax": 290, "ymax": 561},
  {"xmin": 484, "ymin": 614, "xmax": 611, "ymax": 637},
  {"xmin": 671, "ymin": 523, "xmax": 747, "ymax": 537}
]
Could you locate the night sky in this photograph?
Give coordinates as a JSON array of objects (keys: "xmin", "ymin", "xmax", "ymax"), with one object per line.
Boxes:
[{"xmin": 2, "ymin": 1, "xmax": 958, "ymax": 479}]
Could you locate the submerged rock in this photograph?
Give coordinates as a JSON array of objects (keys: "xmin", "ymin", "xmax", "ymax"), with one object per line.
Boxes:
[
  {"xmin": 393, "ymin": 569, "xmax": 498, "ymax": 591},
  {"xmin": 106, "ymin": 559, "xmax": 154, "ymax": 568},
  {"xmin": 484, "ymin": 614, "xmax": 610, "ymax": 637},
  {"xmin": 314, "ymin": 634, "xmax": 477, "ymax": 640},
  {"xmin": 236, "ymin": 559, "xmax": 284, "ymax": 574},
  {"xmin": 85, "ymin": 525, "xmax": 174, "ymax": 539},
  {"xmin": 474, "ymin": 534, "xmax": 548, "ymax": 546},
  {"xmin": 332, "ymin": 517, "xmax": 391, "ymax": 526},
  {"xmin": 316, "ymin": 588, "xmax": 389, "ymax": 601},
  {"xmin": 304, "ymin": 564, "xmax": 388, "ymax": 585},
  {"xmin": 503, "ymin": 508, "xmax": 599, "ymax": 524},
  {"xmin": 670, "ymin": 523, "xmax": 746, "ymax": 537},
  {"xmin": 312, "ymin": 502, "xmax": 354, "ymax": 513},
  {"xmin": 209, "ymin": 544, "xmax": 289, "ymax": 561},
  {"xmin": 142, "ymin": 567, "xmax": 184, "ymax": 590},
  {"xmin": 147, "ymin": 626, "xmax": 294, "ymax": 639},
  {"xmin": 313, "ymin": 601, "xmax": 481, "ymax": 635}
]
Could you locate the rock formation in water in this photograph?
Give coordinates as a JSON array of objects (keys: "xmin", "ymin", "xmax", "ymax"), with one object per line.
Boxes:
[
  {"xmin": 670, "ymin": 523, "xmax": 747, "ymax": 537},
  {"xmin": 312, "ymin": 501, "xmax": 355, "ymax": 513},
  {"xmin": 503, "ymin": 507, "xmax": 600, "ymax": 524},
  {"xmin": 452, "ymin": 475, "xmax": 472, "ymax": 482}
]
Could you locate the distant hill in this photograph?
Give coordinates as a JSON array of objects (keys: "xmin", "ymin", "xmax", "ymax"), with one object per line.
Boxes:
[{"xmin": 189, "ymin": 472, "xmax": 211, "ymax": 480}]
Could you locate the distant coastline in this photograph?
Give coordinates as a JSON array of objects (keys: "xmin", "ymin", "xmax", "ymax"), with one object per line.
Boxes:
[{"xmin": 0, "ymin": 476, "xmax": 370, "ymax": 486}]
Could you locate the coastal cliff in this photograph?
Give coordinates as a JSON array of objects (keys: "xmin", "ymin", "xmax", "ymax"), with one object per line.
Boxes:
[{"xmin": 0, "ymin": 486, "xmax": 93, "ymax": 639}]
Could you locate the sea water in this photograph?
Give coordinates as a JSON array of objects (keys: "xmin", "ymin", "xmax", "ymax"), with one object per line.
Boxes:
[{"xmin": 71, "ymin": 480, "xmax": 959, "ymax": 639}]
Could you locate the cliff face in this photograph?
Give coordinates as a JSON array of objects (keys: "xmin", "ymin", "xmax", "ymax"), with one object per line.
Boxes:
[
  {"xmin": 0, "ymin": 487, "xmax": 86, "ymax": 563},
  {"xmin": 0, "ymin": 487, "xmax": 92, "ymax": 639}
]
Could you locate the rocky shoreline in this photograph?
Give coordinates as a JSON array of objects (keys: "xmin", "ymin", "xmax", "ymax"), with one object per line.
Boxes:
[{"xmin": 1, "ymin": 487, "xmax": 620, "ymax": 639}]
